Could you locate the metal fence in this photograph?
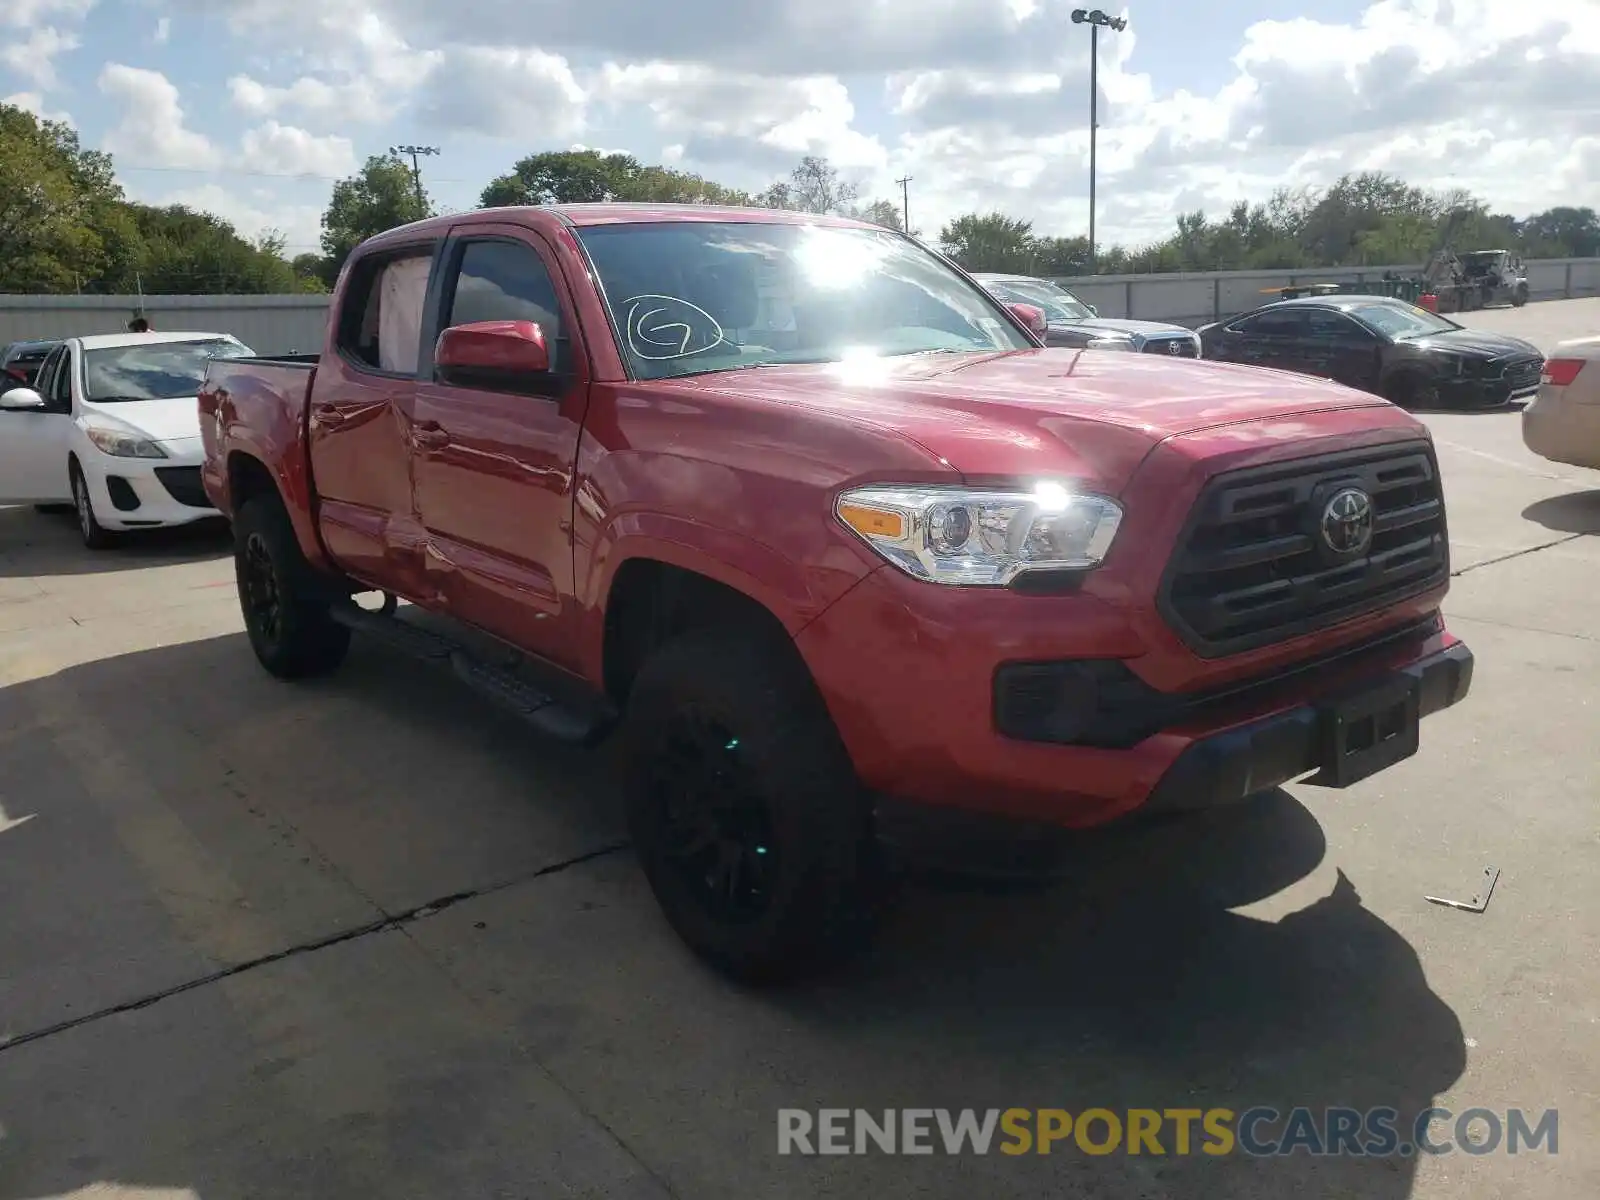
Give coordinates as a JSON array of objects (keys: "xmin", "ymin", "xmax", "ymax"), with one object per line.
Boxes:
[{"xmin": 5, "ymin": 255, "xmax": 1599, "ymax": 347}]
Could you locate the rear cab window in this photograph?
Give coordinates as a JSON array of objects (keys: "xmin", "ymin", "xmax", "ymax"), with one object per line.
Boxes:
[{"xmin": 336, "ymin": 246, "xmax": 438, "ymax": 376}]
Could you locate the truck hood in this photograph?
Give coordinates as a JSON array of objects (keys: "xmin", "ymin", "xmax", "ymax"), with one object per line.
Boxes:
[
  {"xmin": 663, "ymin": 349, "xmax": 1395, "ymax": 494},
  {"xmin": 80, "ymin": 395, "xmax": 202, "ymax": 444}
]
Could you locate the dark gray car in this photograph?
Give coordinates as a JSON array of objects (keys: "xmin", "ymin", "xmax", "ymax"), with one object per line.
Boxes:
[{"xmin": 973, "ymin": 273, "xmax": 1201, "ymax": 357}]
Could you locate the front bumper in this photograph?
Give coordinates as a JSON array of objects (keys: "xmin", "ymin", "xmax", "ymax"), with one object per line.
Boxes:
[
  {"xmin": 82, "ymin": 438, "xmax": 220, "ymax": 529},
  {"xmin": 1439, "ymin": 373, "xmax": 1540, "ymax": 408},
  {"xmin": 870, "ymin": 637, "xmax": 1473, "ymax": 877}
]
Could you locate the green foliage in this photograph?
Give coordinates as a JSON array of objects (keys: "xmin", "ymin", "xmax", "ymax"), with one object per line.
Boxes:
[
  {"xmin": 318, "ymin": 152, "xmax": 434, "ymax": 283},
  {"xmin": 0, "ymin": 101, "xmax": 325, "ymax": 295},
  {"xmin": 479, "ymin": 149, "xmax": 751, "ymax": 207},
  {"xmin": 940, "ymin": 171, "xmax": 1600, "ymax": 277}
]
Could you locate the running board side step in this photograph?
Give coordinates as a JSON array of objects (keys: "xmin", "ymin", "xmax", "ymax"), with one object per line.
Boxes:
[{"xmin": 328, "ymin": 599, "xmax": 617, "ymax": 745}]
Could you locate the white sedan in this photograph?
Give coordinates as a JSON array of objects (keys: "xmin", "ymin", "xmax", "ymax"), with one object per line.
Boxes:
[
  {"xmin": 1522, "ymin": 336, "xmax": 1600, "ymax": 471},
  {"xmin": 0, "ymin": 330, "xmax": 255, "ymax": 548}
]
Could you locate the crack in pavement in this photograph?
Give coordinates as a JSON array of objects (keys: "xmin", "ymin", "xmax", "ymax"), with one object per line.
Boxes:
[
  {"xmin": 0, "ymin": 840, "xmax": 629, "ymax": 1057},
  {"xmin": 1450, "ymin": 531, "xmax": 1592, "ymax": 576}
]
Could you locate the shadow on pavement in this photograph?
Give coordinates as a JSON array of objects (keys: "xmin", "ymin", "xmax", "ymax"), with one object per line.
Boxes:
[
  {"xmin": 1522, "ymin": 489, "xmax": 1600, "ymax": 535},
  {"xmin": 0, "ymin": 629, "xmax": 1467, "ymax": 1200},
  {"xmin": 0, "ymin": 505, "xmax": 231, "ymax": 576}
]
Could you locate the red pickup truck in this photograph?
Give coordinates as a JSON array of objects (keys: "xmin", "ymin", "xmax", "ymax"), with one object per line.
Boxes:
[{"xmin": 199, "ymin": 204, "xmax": 1474, "ymax": 980}]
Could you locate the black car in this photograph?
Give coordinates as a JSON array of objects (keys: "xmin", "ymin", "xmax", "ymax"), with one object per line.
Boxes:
[
  {"xmin": 1, "ymin": 338, "xmax": 60, "ymax": 394},
  {"xmin": 973, "ymin": 272, "xmax": 1201, "ymax": 357},
  {"xmin": 1198, "ymin": 296, "xmax": 1544, "ymax": 408}
]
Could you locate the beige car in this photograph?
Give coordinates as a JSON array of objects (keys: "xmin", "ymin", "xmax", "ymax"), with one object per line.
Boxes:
[{"xmin": 1522, "ymin": 336, "xmax": 1600, "ymax": 469}]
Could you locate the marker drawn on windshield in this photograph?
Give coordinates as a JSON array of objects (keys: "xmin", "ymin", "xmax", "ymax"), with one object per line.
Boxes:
[{"xmin": 623, "ymin": 295, "xmax": 726, "ymax": 360}]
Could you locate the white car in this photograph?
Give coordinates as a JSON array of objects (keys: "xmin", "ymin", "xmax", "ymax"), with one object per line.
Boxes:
[
  {"xmin": 1522, "ymin": 336, "xmax": 1600, "ymax": 471},
  {"xmin": 0, "ymin": 331, "xmax": 256, "ymax": 548}
]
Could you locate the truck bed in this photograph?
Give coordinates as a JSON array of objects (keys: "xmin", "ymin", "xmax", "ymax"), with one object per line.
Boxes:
[{"xmin": 198, "ymin": 354, "xmax": 321, "ymax": 526}]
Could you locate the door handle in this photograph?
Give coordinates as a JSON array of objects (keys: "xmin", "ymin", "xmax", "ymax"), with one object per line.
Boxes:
[
  {"xmin": 412, "ymin": 420, "xmax": 449, "ymax": 450},
  {"xmin": 311, "ymin": 405, "xmax": 345, "ymax": 428}
]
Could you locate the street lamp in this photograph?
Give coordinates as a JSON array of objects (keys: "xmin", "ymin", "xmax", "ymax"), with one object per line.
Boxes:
[{"xmin": 1070, "ymin": 8, "xmax": 1127, "ymax": 273}]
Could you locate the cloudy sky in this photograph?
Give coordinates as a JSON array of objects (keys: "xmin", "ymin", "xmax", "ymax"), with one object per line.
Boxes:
[{"xmin": 4, "ymin": 0, "xmax": 1598, "ymax": 258}]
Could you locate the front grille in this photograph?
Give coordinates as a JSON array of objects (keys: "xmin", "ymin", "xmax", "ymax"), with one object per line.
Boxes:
[
  {"xmin": 1159, "ymin": 442, "xmax": 1449, "ymax": 657},
  {"xmin": 154, "ymin": 466, "xmax": 213, "ymax": 509},
  {"xmin": 1142, "ymin": 335, "xmax": 1198, "ymax": 358},
  {"xmin": 1499, "ymin": 356, "xmax": 1542, "ymax": 391}
]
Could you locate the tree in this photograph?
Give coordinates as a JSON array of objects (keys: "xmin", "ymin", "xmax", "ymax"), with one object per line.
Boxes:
[
  {"xmin": 0, "ymin": 103, "xmax": 123, "ymax": 292},
  {"xmin": 481, "ymin": 149, "xmax": 640, "ymax": 206},
  {"xmin": 128, "ymin": 204, "xmax": 303, "ymax": 294},
  {"xmin": 938, "ymin": 212, "xmax": 1036, "ymax": 273},
  {"xmin": 320, "ymin": 153, "xmax": 434, "ymax": 282},
  {"xmin": 786, "ymin": 155, "xmax": 860, "ymax": 215},
  {"xmin": 855, "ymin": 199, "xmax": 904, "ymax": 232}
]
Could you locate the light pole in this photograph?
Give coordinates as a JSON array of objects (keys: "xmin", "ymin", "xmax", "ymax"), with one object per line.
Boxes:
[
  {"xmin": 1070, "ymin": 8, "xmax": 1127, "ymax": 273},
  {"xmin": 390, "ymin": 144, "xmax": 439, "ymax": 206},
  {"xmin": 896, "ymin": 175, "xmax": 913, "ymax": 235}
]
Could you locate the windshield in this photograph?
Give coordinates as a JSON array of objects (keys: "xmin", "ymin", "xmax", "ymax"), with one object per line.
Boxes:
[
  {"xmin": 986, "ymin": 279, "xmax": 1094, "ymax": 323},
  {"xmin": 1349, "ymin": 303, "xmax": 1461, "ymax": 341},
  {"xmin": 83, "ymin": 338, "xmax": 255, "ymax": 402},
  {"xmin": 574, "ymin": 221, "xmax": 1033, "ymax": 380}
]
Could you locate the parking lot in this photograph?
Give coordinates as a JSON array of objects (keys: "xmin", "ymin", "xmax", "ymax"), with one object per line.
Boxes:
[{"xmin": 2, "ymin": 300, "xmax": 1598, "ymax": 1200}]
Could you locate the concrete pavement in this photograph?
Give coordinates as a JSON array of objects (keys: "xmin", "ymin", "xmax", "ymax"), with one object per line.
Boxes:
[{"xmin": 2, "ymin": 301, "xmax": 1598, "ymax": 1200}]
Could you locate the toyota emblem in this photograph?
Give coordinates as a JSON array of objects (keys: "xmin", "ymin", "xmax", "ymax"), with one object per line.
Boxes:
[
  {"xmin": 1167, "ymin": 341, "xmax": 1182, "ymax": 354},
  {"xmin": 1320, "ymin": 487, "xmax": 1374, "ymax": 556}
]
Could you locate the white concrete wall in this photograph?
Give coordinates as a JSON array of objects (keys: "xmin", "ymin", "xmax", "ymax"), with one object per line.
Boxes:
[{"xmin": 5, "ymin": 256, "xmax": 1599, "ymax": 346}]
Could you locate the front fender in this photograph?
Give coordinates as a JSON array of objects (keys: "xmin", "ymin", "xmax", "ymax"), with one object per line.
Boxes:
[{"xmin": 573, "ymin": 510, "xmax": 873, "ymax": 684}]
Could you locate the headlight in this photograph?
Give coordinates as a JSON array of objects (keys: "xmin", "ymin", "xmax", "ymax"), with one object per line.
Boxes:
[
  {"xmin": 836, "ymin": 482, "xmax": 1123, "ymax": 585},
  {"xmin": 84, "ymin": 427, "xmax": 168, "ymax": 458},
  {"xmin": 1084, "ymin": 337, "xmax": 1134, "ymax": 351}
]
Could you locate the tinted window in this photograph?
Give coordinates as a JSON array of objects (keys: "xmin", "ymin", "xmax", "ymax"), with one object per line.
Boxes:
[
  {"xmin": 1235, "ymin": 309, "xmax": 1311, "ymax": 336},
  {"xmin": 82, "ymin": 338, "xmax": 255, "ymax": 402},
  {"xmin": 446, "ymin": 240, "xmax": 565, "ymax": 347},
  {"xmin": 986, "ymin": 279, "xmax": 1094, "ymax": 323},
  {"xmin": 576, "ymin": 221, "xmax": 1032, "ymax": 380},
  {"xmin": 50, "ymin": 349, "xmax": 73, "ymax": 406},
  {"xmin": 1306, "ymin": 310, "xmax": 1370, "ymax": 339}
]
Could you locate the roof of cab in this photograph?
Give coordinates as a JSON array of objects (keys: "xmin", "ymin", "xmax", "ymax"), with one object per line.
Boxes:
[{"xmin": 365, "ymin": 202, "xmax": 878, "ymax": 246}]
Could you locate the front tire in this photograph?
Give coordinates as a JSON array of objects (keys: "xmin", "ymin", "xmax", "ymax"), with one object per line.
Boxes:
[
  {"xmin": 70, "ymin": 462, "xmax": 116, "ymax": 549},
  {"xmin": 233, "ymin": 495, "xmax": 351, "ymax": 679},
  {"xmin": 1512, "ymin": 284, "xmax": 1529, "ymax": 308},
  {"xmin": 622, "ymin": 628, "xmax": 882, "ymax": 982}
]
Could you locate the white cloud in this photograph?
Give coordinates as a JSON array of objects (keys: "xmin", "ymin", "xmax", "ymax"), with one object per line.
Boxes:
[
  {"xmin": 239, "ymin": 120, "xmax": 357, "ymax": 177},
  {"xmin": 0, "ymin": 0, "xmax": 95, "ymax": 24},
  {"xmin": 154, "ymin": 15, "xmax": 170, "ymax": 43},
  {"xmin": 414, "ymin": 45, "xmax": 585, "ymax": 139},
  {"xmin": 97, "ymin": 63, "xmax": 213, "ymax": 169},
  {"xmin": 3, "ymin": 87, "xmax": 70, "ymax": 123},
  {"xmin": 0, "ymin": 23, "xmax": 78, "ymax": 87},
  {"xmin": 597, "ymin": 62, "xmax": 886, "ymax": 177}
]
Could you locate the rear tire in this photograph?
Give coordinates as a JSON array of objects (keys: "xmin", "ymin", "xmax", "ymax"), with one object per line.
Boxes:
[
  {"xmin": 69, "ymin": 462, "xmax": 117, "ymax": 550},
  {"xmin": 233, "ymin": 494, "xmax": 351, "ymax": 679},
  {"xmin": 1512, "ymin": 285, "xmax": 1529, "ymax": 308},
  {"xmin": 622, "ymin": 628, "xmax": 883, "ymax": 983}
]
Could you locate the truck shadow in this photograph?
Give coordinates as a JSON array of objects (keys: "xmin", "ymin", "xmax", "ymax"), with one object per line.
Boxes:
[
  {"xmin": 0, "ymin": 630, "xmax": 1466, "ymax": 1200},
  {"xmin": 0, "ymin": 504, "xmax": 231, "ymax": 576},
  {"xmin": 1522, "ymin": 489, "xmax": 1600, "ymax": 534}
]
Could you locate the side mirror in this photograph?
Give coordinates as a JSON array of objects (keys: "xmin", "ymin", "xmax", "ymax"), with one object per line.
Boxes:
[
  {"xmin": 435, "ymin": 320, "xmax": 551, "ymax": 382},
  {"xmin": 0, "ymin": 387, "xmax": 45, "ymax": 411},
  {"xmin": 1087, "ymin": 305, "xmax": 1099, "ymax": 316},
  {"xmin": 1007, "ymin": 303, "xmax": 1048, "ymax": 338}
]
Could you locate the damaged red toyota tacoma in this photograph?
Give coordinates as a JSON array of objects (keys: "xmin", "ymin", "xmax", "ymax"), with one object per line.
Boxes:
[{"xmin": 199, "ymin": 204, "xmax": 1473, "ymax": 980}]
